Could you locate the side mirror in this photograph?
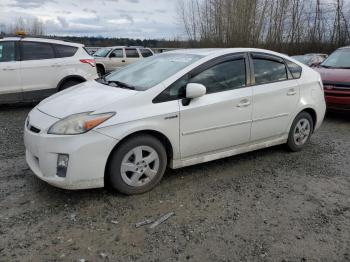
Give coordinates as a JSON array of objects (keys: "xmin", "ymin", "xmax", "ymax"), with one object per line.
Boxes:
[
  {"xmin": 186, "ymin": 83, "xmax": 206, "ymax": 99},
  {"xmin": 109, "ymin": 53, "xmax": 116, "ymax": 58}
]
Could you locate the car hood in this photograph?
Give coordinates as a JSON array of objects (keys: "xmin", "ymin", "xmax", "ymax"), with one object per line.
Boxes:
[
  {"xmin": 314, "ymin": 67, "xmax": 350, "ymax": 83},
  {"xmin": 37, "ymin": 81, "xmax": 138, "ymax": 119}
]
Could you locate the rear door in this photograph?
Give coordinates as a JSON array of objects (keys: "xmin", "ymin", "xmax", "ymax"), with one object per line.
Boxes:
[
  {"xmin": 0, "ymin": 41, "xmax": 22, "ymax": 103},
  {"xmin": 20, "ymin": 41, "xmax": 60, "ymax": 101},
  {"xmin": 249, "ymin": 53, "xmax": 300, "ymax": 141},
  {"xmin": 124, "ymin": 48, "xmax": 141, "ymax": 65}
]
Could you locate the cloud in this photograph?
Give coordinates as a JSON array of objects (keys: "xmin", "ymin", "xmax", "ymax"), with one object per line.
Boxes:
[
  {"xmin": 57, "ymin": 16, "xmax": 69, "ymax": 28},
  {"xmin": 1, "ymin": 0, "xmax": 181, "ymax": 39},
  {"xmin": 9, "ymin": 0, "xmax": 56, "ymax": 8}
]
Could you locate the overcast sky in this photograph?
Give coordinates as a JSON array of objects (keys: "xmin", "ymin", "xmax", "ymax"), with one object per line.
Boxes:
[{"xmin": 0, "ymin": 0, "xmax": 181, "ymax": 39}]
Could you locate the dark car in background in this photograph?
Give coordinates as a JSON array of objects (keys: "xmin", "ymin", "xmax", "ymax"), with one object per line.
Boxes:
[
  {"xmin": 292, "ymin": 53, "xmax": 328, "ymax": 67},
  {"xmin": 313, "ymin": 47, "xmax": 350, "ymax": 110}
]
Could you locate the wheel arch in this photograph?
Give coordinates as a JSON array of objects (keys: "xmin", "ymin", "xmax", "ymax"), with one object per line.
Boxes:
[
  {"xmin": 57, "ymin": 75, "xmax": 86, "ymax": 91},
  {"xmin": 104, "ymin": 129, "xmax": 174, "ymax": 182},
  {"xmin": 289, "ymin": 106, "xmax": 318, "ymax": 133}
]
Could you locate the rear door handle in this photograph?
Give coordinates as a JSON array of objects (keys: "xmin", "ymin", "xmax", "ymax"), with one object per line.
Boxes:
[
  {"xmin": 237, "ymin": 99, "xmax": 251, "ymax": 108},
  {"xmin": 2, "ymin": 68, "xmax": 16, "ymax": 71},
  {"xmin": 287, "ymin": 89, "xmax": 297, "ymax": 96},
  {"xmin": 51, "ymin": 64, "xmax": 62, "ymax": 68}
]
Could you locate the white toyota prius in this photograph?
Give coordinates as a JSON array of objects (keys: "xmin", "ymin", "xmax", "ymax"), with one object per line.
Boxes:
[{"xmin": 24, "ymin": 48, "xmax": 326, "ymax": 195}]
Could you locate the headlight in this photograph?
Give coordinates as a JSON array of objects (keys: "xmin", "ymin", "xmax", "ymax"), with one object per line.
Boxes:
[{"xmin": 48, "ymin": 112, "xmax": 115, "ymax": 135}]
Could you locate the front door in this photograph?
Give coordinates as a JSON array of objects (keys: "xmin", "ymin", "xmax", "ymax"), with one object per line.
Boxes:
[
  {"xmin": 105, "ymin": 48, "xmax": 125, "ymax": 71},
  {"xmin": 179, "ymin": 56, "xmax": 253, "ymax": 158},
  {"xmin": 0, "ymin": 41, "xmax": 22, "ymax": 103}
]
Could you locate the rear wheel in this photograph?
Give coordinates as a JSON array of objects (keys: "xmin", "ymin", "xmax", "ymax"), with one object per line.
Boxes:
[
  {"xmin": 108, "ymin": 135, "xmax": 167, "ymax": 195},
  {"xmin": 287, "ymin": 112, "xmax": 314, "ymax": 152}
]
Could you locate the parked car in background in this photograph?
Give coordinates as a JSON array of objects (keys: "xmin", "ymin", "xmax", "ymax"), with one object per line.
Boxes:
[
  {"xmin": 24, "ymin": 48, "xmax": 325, "ymax": 194},
  {"xmin": 0, "ymin": 37, "xmax": 98, "ymax": 104},
  {"xmin": 93, "ymin": 46, "xmax": 154, "ymax": 76},
  {"xmin": 313, "ymin": 47, "xmax": 350, "ymax": 110},
  {"xmin": 292, "ymin": 53, "xmax": 328, "ymax": 67}
]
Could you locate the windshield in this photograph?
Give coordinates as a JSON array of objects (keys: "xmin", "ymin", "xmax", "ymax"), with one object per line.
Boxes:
[
  {"xmin": 321, "ymin": 49, "xmax": 350, "ymax": 68},
  {"xmin": 105, "ymin": 53, "xmax": 204, "ymax": 91},
  {"xmin": 93, "ymin": 48, "xmax": 112, "ymax": 57}
]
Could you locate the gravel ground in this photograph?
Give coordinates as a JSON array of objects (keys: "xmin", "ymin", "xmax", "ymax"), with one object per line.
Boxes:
[{"xmin": 0, "ymin": 106, "xmax": 349, "ymax": 262}]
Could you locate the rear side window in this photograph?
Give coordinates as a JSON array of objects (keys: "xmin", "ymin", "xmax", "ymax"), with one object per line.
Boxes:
[
  {"xmin": 140, "ymin": 49, "xmax": 153, "ymax": 57},
  {"xmin": 285, "ymin": 59, "xmax": 302, "ymax": 79},
  {"xmin": 125, "ymin": 48, "xmax": 140, "ymax": 58},
  {"xmin": 0, "ymin": 41, "xmax": 15, "ymax": 62},
  {"xmin": 21, "ymin": 42, "xmax": 55, "ymax": 61},
  {"xmin": 54, "ymin": 44, "xmax": 78, "ymax": 58},
  {"xmin": 190, "ymin": 59, "xmax": 246, "ymax": 94},
  {"xmin": 253, "ymin": 58, "xmax": 288, "ymax": 85}
]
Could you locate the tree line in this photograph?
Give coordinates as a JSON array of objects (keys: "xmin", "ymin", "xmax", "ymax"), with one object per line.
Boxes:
[{"xmin": 178, "ymin": 0, "xmax": 350, "ymax": 54}]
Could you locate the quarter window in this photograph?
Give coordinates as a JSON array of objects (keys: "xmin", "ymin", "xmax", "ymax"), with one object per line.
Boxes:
[
  {"xmin": 21, "ymin": 42, "xmax": 55, "ymax": 61},
  {"xmin": 190, "ymin": 59, "xmax": 246, "ymax": 94},
  {"xmin": 54, "ymin": 44, "xmax": 78, "ymax": 58},
  {"xmin": 0, "ymin": 41, "xmax": 15, "ymax": 62},
  {"xmin": 285, "ymin": 59, "xmax": 302, "ymax": 79},
  {"xmin": 125, "ymin": 48, "xmax": 140, "ymax": 58},
  {"xmin": 253, "ymin": 58, "xmax": 288, "ymax": 85},
  {"xmin": 140, "ymin": 49, "xmax": 153, "ymax": 57}
]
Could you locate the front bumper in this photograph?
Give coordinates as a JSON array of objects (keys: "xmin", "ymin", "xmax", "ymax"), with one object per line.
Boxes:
[
  {"xmin": 325, "ymin": 89, "xmax": 350, "ymax": 110},
  {"xmin": 24, "ymin": 108, "xmax": 118, "ymax": 190}
]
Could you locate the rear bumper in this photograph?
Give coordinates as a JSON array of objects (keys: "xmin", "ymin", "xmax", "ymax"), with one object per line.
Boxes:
[{"xmin": 24, "ymin": 108, "xmax": 118, "ymax": 190}]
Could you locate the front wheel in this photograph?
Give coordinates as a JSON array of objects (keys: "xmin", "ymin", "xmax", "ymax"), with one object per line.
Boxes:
[
  {"xmin": 287, "ymin": 112, "xmax": 314, "ymax": 152},
  {"xmin": 107, "ymin": 135, "xmax": 167, "ymax": 195}
]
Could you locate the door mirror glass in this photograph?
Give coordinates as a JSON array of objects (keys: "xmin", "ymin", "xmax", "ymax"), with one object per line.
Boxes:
[{"xmin": 186, "ymin": 83, "xmax": 206, "ymax": 99}]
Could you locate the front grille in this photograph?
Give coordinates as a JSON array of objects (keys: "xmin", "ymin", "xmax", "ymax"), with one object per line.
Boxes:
[
  {"xmin": 323, "ymin": 81, "xmax": 350, "ymax": 91},
  {"xmin": 29, "ymin": 125, "xmax": 41, "ymax": 134}
]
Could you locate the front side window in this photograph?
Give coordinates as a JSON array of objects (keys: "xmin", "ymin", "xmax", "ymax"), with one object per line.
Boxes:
[
  {"xmin": 54, "ymin": 44, "xmax": 78, "ymax": 58},
  {"xmin": 140, "ymin": 49, "xmax": 153, "ymax": 57},
  {"xmin": 125, "ymin": 48, "xmax": 140, "ymax": 58},
  {"xmin": 190, "ymin": 59, "xmax": 246, "ymax": 94},
  {"xmin": 0, "ymin": 41, "xmax": 15, "ymax": 62},
  {"xmin": 110, "ymin": 49, "xmax": 123, "ymax": 58},
  {"xmin": 106, "ymin": 53, "xmax": 203, "ymax": 91},
  {"xmin": 253, "ymin": 58, "xmax": 287, "ymax": 85},
  {"xmin": 21, "ymin": 42, "xmax": 55, "ymax": 61}
]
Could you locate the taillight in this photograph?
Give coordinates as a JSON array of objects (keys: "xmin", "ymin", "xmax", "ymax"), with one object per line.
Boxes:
[{"xmin": 80, "ymin": 59, "xmax": 96, "ymax": 67}]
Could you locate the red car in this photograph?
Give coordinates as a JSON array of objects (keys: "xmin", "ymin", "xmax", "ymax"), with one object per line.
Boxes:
[{"xmin": 314, "ymin": 47, "xmax": 350, "ymax": 110}]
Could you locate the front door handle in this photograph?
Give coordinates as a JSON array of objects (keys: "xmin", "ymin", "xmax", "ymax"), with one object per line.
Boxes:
[
  {"xmin": 122, "ymin": 60, "xmax": 126, "ymax": 63},
  {"xmin": 237, "ymin": 99, "xmax": 251, "ymax": 108},
  {"xmin": 287, "ymin": 89, "xmax": 297, "ymax": 96},
  {"xmin": 2, "ymin": 68, "xmax": 16, "ymax": 71}
]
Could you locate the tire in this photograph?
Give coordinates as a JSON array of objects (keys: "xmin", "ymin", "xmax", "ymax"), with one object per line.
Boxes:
[
  {"xmin": 287, "ymin": 111, "xmax": 314, "ymax": 152},
  {"xmin": 108, "ymin": 135, "xmax": 167, "ymax": 195},
  {"xmin": 97, "ymin": 65, "xmax": 105, "ymax": 77},
  {"xmin": 59, "ymin": 79, "xmax": 82, "ymax": 91}
]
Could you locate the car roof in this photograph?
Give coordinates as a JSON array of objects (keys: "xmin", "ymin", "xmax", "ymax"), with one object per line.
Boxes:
[
  {"xmin": 168, "ymin": 48, "xmax": 291, "ymax": 59},
  {"xmin": 0, "ymin": 37, "xmax": 83, "ymax": 47}
]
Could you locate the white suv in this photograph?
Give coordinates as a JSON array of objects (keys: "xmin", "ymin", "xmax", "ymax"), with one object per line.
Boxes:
[
  {"xmin": 0, "ymin": 37, "xmax": 98, "ymax": 104},
  {"xmin": 93, "ymin": 46, "xmax": 154, "ymax": 76},
  {"xmin": 24, "ymin": 48, "xmax": 326, "ymax": 194}
]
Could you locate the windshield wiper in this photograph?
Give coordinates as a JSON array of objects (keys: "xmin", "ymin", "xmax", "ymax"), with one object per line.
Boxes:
[{"xmin": 107, "ymin": 80, "xmax": 136, "ymax": 90}]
